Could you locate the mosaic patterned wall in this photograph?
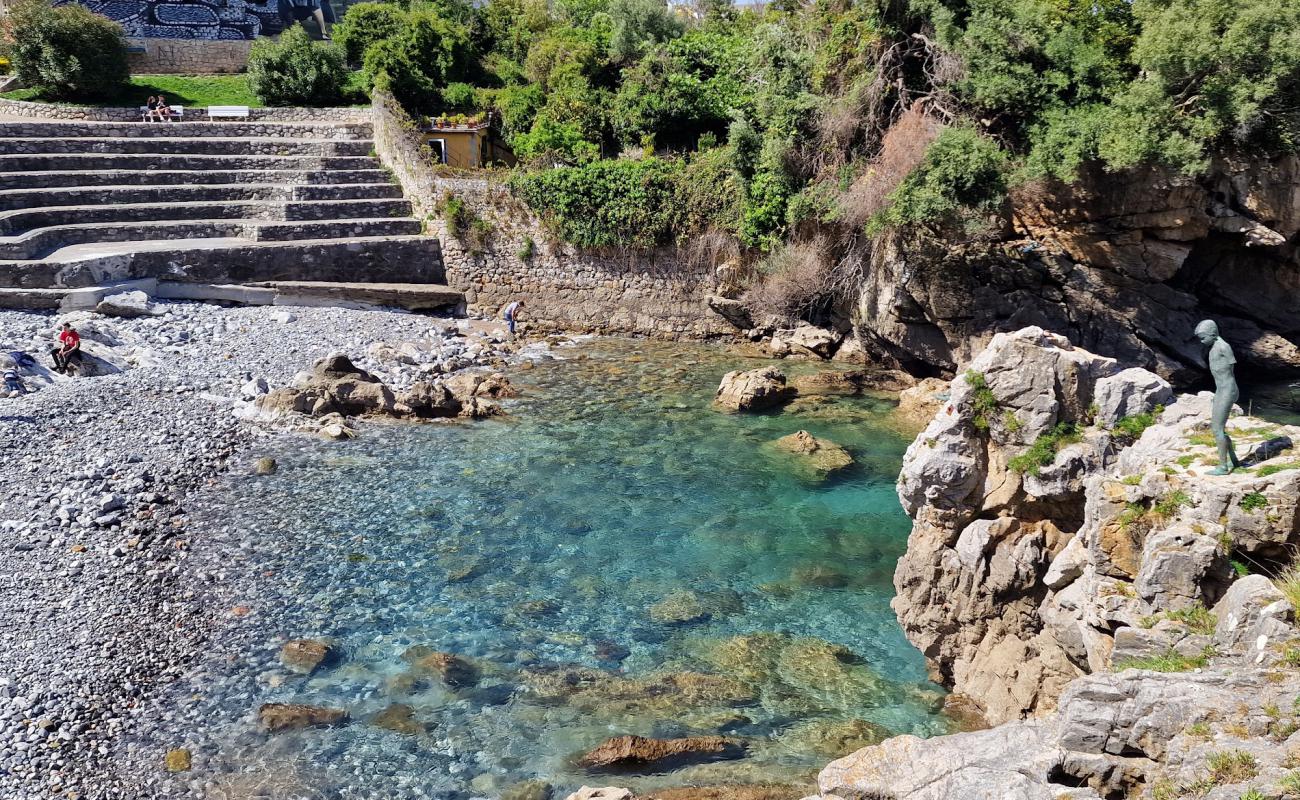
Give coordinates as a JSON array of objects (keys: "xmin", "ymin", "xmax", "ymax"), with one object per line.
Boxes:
[{"xmin": 54, "ymin": 0, "xmax": 296, "ymax": 40}]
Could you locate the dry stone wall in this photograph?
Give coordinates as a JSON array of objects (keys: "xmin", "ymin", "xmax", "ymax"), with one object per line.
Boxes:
[{"xmin": 370, "ymin": 90, "xmax": 734, "ymax": 339}]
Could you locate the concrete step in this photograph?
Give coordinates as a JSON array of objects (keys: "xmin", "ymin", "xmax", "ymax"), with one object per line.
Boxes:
[
  {"xmin": 0, "ymin": 217, "xmax": 423, "ymax": 259},
  {"xmin": 0, "ymin": 153, "xmax": 381, "ymax": 172},
  {"xmin": 0, "ymin": 121, "xmax": 375, "ymax": 140},
  {"xmin": 1, "ymin": 279, "xmax": 464, "ymax": 314},
  {"xmin": 0, "ymin": 168, "xmax": 394, "ymax": 190},
  {"xmin": 0, "ymin": 235, "xmax": 443, "ymax": 290},
  {"xmin": 0, "ymin": 183, "xmax": 404, "ymax": 212},
  {"xmin": 0, "ymin": 198, "xmax": 413, "ymax": 235},
  {"xmin": 0, "ymin": 136, "xmax": 376, "ymax": 157}
]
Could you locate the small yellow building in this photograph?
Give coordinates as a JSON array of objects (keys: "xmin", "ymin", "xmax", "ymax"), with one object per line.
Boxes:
[{"xmin": 422, "ymin": 117, "xmax": 515, "ymax": 169}]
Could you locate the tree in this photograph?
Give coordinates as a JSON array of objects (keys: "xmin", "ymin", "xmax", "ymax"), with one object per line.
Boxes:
[
  {"xmin": 248, "ymin": 25, "xmax": 348, "ymax": 106},
  {"xmin": 2, "ymin": 0, "xmax": 128, "ymax": 101},
  {"xmin": 361, "ymin": 6, "xmax": 470, "ymax": 110},
  {"xmin": 335, "ymin": 2, "xmax": 407, "ymax": 65},
  {"xmin": 606, "ymin": 0, "xmax": 684, "ymax": 63}
]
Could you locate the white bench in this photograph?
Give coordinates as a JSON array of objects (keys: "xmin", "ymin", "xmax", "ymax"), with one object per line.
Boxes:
[
  {"xmin": 208, "ymin": 105, "xmax": 251, "ymax": 120},
  {"xmin": 140, "ymin": 105, "xmax": 185, "ymax": 122}
]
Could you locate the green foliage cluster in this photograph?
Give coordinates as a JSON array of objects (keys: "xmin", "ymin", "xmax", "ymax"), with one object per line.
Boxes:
[
  {"xmin": 1205, "ymin": 750, "xmax": 1259, "ymax": 784},
  {"xmin": 1111, "ymin": 406, "xmax": 1165, "ymax": 441},
  {"xmin": 2, "ymin": 0, "xmax": 129, "ymax": 101},
  {"xmin": 868, "ymin": 126, "xmax": 1008, "ymax": 235},
  {"xmin": 1239, "ymin": 491, "xmax": 1269, "ymax": 512},
  {"xmin": 335, "ymin": 0, "xmax": 472, "ymax": 111},
  {"xmin": 248, "ymin": 26, "xmax": 348, "ymax": 107},
  {"xmin": 1008, "ymin": 423, "xmax": 1082, "ymax": 476},
  {"xmin": 962, "ymin": 370, "xmax": 999, "ymax": 432},
  {"xmin": 1114, "ymin": 646, "xmax": 1213, "ymax": 673},
  {"xmin": 328, "ymin": 0, "xmax": 1300, "ymax": 251}
]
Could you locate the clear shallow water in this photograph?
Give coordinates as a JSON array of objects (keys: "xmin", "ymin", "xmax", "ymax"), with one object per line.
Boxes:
[{"xmin": 140, "ymin": 338, "xmax": 949, "ymax": 799}]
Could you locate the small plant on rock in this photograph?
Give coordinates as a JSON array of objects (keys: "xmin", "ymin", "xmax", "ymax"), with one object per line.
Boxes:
[
  {"xmin": 1239, "ymin": 492, "xmax": 1269, "ymax": 513},
  {"xmin": 1257, "ymin": 461, "xmax": 1300, "ymax": 477},
  {"xmin": 1239, "ymin": 789, "xmax": 1266, "ymax": 800},
  {"xmin": 1008, "ymin": 422, "xmax": 1083, "ymax": 476},
  {"xmin": 517, "ymin": 236, "xmax": 536, "ymax": 262},
  {"xmin": 1151, "ymin": 490, "xmax": 1193, "ymax": 520},
  {"xmin": 1185, "ymin": 721, "xmax": 1213, "ymax": 740},
  {"xmin": 963, "ymin": 370, "xmax": 999, "ymax": 432},
  {"xmin": 1164, "ymin": 602, "xmax": 1217, "ymax": 635},
  {"xmin": 1115, "ymin": 646, "xmax": 1214, "ymax": 673},
  {"xmin": 1205, "ymin": 749, "xmax": 1259, "ymax": 784},
  {"xmin": 1274, "ymin": 562, "xmax": 1300, "ymax": 612},
  {"xmin": 1112, "ymin": 406, "xmax": 1164, "ymax": 441},
  {"xmin": 1280, "ymin": 770, "xmax": 1300, "ymax": 793}
]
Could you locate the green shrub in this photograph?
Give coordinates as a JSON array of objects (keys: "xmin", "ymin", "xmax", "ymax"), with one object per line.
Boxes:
[
  {"xmin": 517, "ymin": 236, "xmax": 536, "ymax": 261},
  {"xmin": 248, "ymin": 26, "xmax": 347, "ymax": 106},
  {"xmin": 442, "ymin": 194, "xmax": 470, "ymax": 234},
  {"xmin": 1008, "ymin": 423, "xmax": 1083, "ymax": 476},
  {"xmin": 2, "ymin": 0, "xmax": 129, "ymax": 101},
  {"xmin": 334, "ymin": 1, "xmax": 406, "ymax": 65},
  {"xmin": 1256, "ymin": 461, "xmax": 1300, "ymax": 477},
  {"xmin": 1162, "ymin": 602, "xmax": 1216, "ymax": 635},
  {"xmin": 510, "ymin": 157, "xmax": 682, "ymax": 248},
  {"xmin": 869, "ymin": 126, "xmax": 1008, "ymax": 235}
]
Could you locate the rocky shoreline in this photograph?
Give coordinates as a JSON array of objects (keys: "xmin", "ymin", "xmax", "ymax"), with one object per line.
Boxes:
[
  {"xmin": 0, "ymin": 301, "xmax": 528, "ymax": 799},
  {"xmin": 805, "ymin": 328, "xmax": 1300, "ymax": 800}
]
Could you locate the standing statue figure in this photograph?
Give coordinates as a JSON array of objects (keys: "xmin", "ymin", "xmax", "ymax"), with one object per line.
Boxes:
[{"xmin": 1195, "ymin": 319, "xmax": 1240, "ymax": 475}]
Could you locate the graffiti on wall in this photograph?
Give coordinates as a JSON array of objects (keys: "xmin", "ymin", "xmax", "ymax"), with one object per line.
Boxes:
[{"xmin": 55, "ymin": 0, "xmax": 337, "ymax": 40}]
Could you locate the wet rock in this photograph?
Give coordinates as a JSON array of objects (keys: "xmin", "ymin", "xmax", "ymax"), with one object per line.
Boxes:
[
  {"xmin": 715, "ymin": 367, "xmax": 795, "ymax": 412},
  {"xmin": 403, "ymin": 647, "xmax": 480, "ymax": 687},
  {"xmin": 370, "ymin": 703, "xmax": 425, "ymax": 735},
  {"xmin": 164, "ymin": 748, "xmax": 192, "ymax": 772},
  {"xmin": 577, "ymin": 734, "xmax": 746, "ymax": 772},
  {"xmin": 254, "ymin": 456, "xmax": 278, "ymax": 475},
  {"xmin": 520, "ymin": 668, "xmax": 756, "ymax": 716},
  {"xmin": 791, "ymin": 369, "xmax": 914, "ymax": 396},
  {"xmin": 258, "ymin": 703, "xmax": 348, "ymax": 732},
  {"xmin": 769, "ymin": 431, "xmax": 853, "ymax": 479},
  {"xmin": 789, "ymin": 564, "xmax": 850, "ymax": 589},
  {"xmin": 280, "ymin": 639, "xmax": 333, "ymax": 675}
]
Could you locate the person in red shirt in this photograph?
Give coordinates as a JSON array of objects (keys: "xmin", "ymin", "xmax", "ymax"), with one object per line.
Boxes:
[{"xmin": 51, "ymin": 323, "xmax": 82, "ymax": 375}]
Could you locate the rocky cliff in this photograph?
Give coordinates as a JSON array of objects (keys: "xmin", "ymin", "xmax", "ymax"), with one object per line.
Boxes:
[
  {"xmin": 851, "ymin": 159, "xmax": 1300, "ymax": 385},
  {"xmin": 804, "ymin": 327, "xmax": 1300, "ymax": 799}
]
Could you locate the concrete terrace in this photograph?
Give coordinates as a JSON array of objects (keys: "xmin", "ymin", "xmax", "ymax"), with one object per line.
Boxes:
[{"xmin": 0, "ymin": 118, "xmax": 459, "ymax": 309}]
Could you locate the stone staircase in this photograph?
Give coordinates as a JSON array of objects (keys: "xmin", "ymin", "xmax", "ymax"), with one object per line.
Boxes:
[{"xmin": 0, "ymin": 120, "xmax": 445, "ymax": 294}]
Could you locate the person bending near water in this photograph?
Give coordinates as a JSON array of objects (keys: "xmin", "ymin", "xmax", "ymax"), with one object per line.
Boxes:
[
  {"xmin": 502, "ymin": 299, "xmax": 525, "ymax": 337},
  {"xmin": 1195, "ymin": 319, "xmax": 1240, "ymax": 475},
  {"xmin": 51, "ymin": 322, "xmax": 82, "ymax": 375}
]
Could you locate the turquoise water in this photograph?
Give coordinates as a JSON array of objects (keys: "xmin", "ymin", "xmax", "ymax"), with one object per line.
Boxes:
[{"xmin": 144, "ymin": 339, "xmax": 948, "ymax": 798}]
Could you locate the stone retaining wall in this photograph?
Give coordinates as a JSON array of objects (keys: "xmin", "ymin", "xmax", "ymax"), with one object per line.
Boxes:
[
  {"xmin": 126, "ymin": 39, "xmax": 251, "ymax": 74},
  {"xmin": 0, "ymin": 99, "xmax": 370, "ymax": 123},
  {"xmin": 370, "ymin": 89, "xmax": 733, "ymax": 339}
]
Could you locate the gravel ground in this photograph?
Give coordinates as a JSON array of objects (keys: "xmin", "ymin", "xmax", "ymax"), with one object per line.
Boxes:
[{"xmin": 0, "ymin": 302, "xmax": 523, "ymax": 799}]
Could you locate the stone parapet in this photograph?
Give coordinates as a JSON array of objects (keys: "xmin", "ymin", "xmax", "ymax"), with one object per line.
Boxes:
[{"xmin": 0, "ymin": 99, "xmax": 370, "ymax": 123}]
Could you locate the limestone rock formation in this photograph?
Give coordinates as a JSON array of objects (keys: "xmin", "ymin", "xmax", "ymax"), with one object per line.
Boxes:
[
  {"xmin": 851, "ymin": 158, "xmax": 1300, "ymax": 384},
  {"xmin": 806, "ymin": 326, "xmax": 1300, "ymax": 800},
  {"xmin": 892, "ymin": 327, "xmax": 1299, "ymax": 726},
  {"xmin": 714, "ymin": 367, "xmax": 795, "ymax": 412},
  {"xmin": 576, "ymin": 734, "xmax": 745, "ymax": 772}
]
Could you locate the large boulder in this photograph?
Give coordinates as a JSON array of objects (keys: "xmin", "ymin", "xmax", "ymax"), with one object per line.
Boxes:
[
  {"xmin": 95, "ymin": 290, "xmax": 160, "ymax": 318},
  {"xmin": 715, "ymin": 367, "xmax": 795, "ymax": 412}
]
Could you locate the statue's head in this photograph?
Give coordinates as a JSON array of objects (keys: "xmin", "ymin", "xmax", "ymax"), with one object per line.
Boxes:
[{"xmin": 1194, "ymin": 319, "xmax": 1219, "ymax": 346}]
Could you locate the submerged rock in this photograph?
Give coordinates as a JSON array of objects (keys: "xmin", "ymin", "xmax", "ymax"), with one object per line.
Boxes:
[
  {"xmin": 164, "ymin": 748, "xmax": 192, "ymax": 773},
  {"xmin": 715, "ymin": 367, "xmax": 795, "ymax": 412},
  {"xmin": 563, "ymin": 788, "xmax": 632, "ymax": 800},
  {"xmin": 775, "ymin": 718, "xmax": 892, "ymax": 758},
  {"xmin": 280, "ymin": 639, "xmax": 333, "ymax": 675},
  {"xmin": 258, "ymin": 703, "xmax": 348, "ymax": 732},
  {"xmin": 577, "ymin": 734, "xmax": 745, "ymax": 772},
  {"xmin": 769, "ymin": 431, "xmax": 853, "ymax": 478},
  {"xmin": 253, "ymin": 456, "xmax": 278, "ymax": 476},
  {"xmin": 403, "ymin": 647, "xmax": 480, "ymax": 687},
  {"xmin": 370, "ymin": 703, "xmax": 426, "ymax": 735}
]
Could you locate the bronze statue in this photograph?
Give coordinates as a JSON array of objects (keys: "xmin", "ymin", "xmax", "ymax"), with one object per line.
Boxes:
[{"xmin": 1195, "ymin": 319, "xmax": 1239, "ymax": 475}]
